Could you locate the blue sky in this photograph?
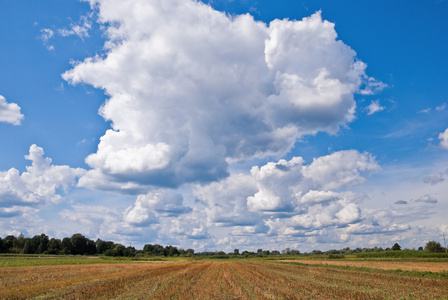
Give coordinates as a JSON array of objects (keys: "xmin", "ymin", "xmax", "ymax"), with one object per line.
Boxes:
[{"xmin": 0, "ymin": 0, "xmax": 447, "ymax": 252}]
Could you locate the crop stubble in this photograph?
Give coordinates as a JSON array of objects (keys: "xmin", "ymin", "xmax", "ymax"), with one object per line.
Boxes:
[{"xmin": 1, "ymin": 261, "xmax": 447, "ymax": 299}]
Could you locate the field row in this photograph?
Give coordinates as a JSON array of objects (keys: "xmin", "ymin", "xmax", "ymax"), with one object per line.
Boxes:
[{"xmin": 1, "ymin": 261, "xmax": 447, "ymax": 299}]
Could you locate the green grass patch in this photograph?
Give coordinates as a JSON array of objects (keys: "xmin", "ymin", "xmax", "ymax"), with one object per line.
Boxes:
[
  {"xmin": 0, "ymin": 254, "xmax": 196, "ymax": 268},
  {"xmin": 355, "ymin": 250, "xmax": 448, "ymax": 259}
]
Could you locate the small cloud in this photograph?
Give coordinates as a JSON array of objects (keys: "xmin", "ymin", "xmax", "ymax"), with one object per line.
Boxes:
[
  {"xmin": 359, "ymin": 77, "xmax": 387, "ymax": 95},
  {"xmin": 0, "ymin": 95, "xmax": 24, "ymax": 125},
  {"xmin": 415, "ymin": 195, "xmax": 438, "ymax": 204},
  {"xmin": 394, "ymin": 200, "xmax": 408, "ymax": 205},
  {"xmin": 58, "ymin": 15, "xmax": 92, "ymax": 40},
  {"xmin": 423, "ymin": 169, "xmax": 448, "ymax": 185},
  {"xmin": 366, "ymin": 100, "xmax": 385, "ymax": 115},
  {"xmin": 418, "ymin": 108, "xmax": 431, "ymax": 114},
  {"xmin": 40, "ymin": 28, "xmax": 55, "ymax": 51},
  {"xmin": 436, "ymin": 103, "xmax": 446, "ymax": 111},
  {"xmin": 439, "ymin": 128, "xmax": 448, "ymax": 150}
]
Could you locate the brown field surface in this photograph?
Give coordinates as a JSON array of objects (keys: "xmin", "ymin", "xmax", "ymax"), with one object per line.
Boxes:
[
  {"xmin": 1, "ymin": 260, "xmax": 447, "ymax": 299},
  {"xmin": 281, "ymin": 259, "xmax": 448, "ymax": 273}
]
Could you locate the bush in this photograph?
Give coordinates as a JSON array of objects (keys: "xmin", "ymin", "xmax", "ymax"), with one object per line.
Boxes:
[{"xmin": 425, "ymin": 241, "xmax": 444, "ymax": 253}]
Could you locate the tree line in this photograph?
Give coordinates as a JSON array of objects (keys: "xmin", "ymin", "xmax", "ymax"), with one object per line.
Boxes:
[
  {"xmin": 0, "ymin": 233, "xmax": 446, "ymax": 257},
  {"xmin": 0, "ymin": 233, "xmax": 194, "ymax": 257}
]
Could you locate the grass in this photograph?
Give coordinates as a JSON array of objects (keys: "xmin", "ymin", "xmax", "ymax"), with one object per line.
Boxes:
[
  {"xmin": 0, "ymin": 254, "xmax": 194, "ymax": 268},
  {"xmin": 1, "ymin": 257, "xmax": 448, "ymax": 299}
]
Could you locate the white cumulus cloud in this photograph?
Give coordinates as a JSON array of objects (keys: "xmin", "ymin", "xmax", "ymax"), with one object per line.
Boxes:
[
  {"xmin": 0, "ymin": 95, "xmax": 24, "ymax": 125},
  {"xmin": 0, "ymin": 145, "xmax": 85, "ymax": 209},
  {"xmin": 196, "ymin": 150, "xmax": 379, "ymax": 234},
  {"xmin": 63, "ymin": 0, "xmax": 382, "ymax": 191}
]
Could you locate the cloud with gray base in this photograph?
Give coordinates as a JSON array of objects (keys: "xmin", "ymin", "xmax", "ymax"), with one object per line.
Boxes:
[
  {"xmin": 64, "ymin": 0, "xmax": 383, "ymax": 191},
  {"xmin": 0, "ymin": 145, "xmax": 85, "ymax": 210},
  {"xmin": 0, "ymin": 95, "xmax": 23, "ymax": 125}
]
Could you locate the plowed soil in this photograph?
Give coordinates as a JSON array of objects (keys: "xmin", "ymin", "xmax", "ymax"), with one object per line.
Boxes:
[{"xmin": 1, "ymin": 261, "xmax": 447, "ymax": 299}]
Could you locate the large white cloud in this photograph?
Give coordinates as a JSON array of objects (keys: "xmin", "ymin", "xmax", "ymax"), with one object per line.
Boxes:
[
  {"xmin": 0, "ymin": 145, "xmax": 85, "ymax": 210},
  {"xmin": 63, "ymin": 0, "xmax": 380, "ymax": 190},
  {"xmin": 0, "ymin": 95, "xmax": 24, "ymax": 125}
]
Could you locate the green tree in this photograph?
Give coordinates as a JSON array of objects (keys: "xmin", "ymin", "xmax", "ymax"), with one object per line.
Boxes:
[
  {"xmin": 424, "ymin": 241, "xmax": 444, "ymax": 253},
  {"xmin": 47, "ymin": 238, "xmax": 61, "ymax": 254},
  {"xmin": 112, "ymin": 244, "xmax": 125, "ymax": 256},
  {"xmin": 391, "ymin": 243, "xmax": 401, "ymax": 251},
  {"xmin": 233, "ymin": 249, "xmax": 240, "ymax": 255},
  {"xmin": 36, "ymin": 234, "xmax": 49, "ymax": 254},
  {"xmin": 61, "ymin": 237, "xmax": 73, "ymax": 255},
  {"xmin": 96, "ymin": 239, "xmax": 114, "ymax": 254}
]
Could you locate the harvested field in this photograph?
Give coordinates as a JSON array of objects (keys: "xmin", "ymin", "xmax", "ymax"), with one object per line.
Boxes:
[
  {"xmin": 1, "ymin": 260, "xmax": 447, "ymax": 299},
  {"xmin": 281, "ymin": 259, "xmax": 448, "ymax": 273}
]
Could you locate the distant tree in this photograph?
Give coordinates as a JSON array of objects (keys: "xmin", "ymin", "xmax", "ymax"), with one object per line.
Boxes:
[
  {"xmin": 186, "ymin": 249, "xmax": 195, "ymax": 257},
  {"xmin": 22, "ymin": 240, "xmax": 33, "ymax": 254},
  {"xmin": 425, "ymin": 241, "xmax": 444, "ymax": 253},
  {"xmin": 282, "ymin": 248, "xmax": 291, "ymax": 255},
  {"xmin": 14, "ymin": 233, "xmax": 26, "ymax": 251},
  {"xmin": 71, "ymin": 234, "xmax": 88, "ymax": 255},
  {"xmin": 61, "ymin": 237, "xmax": 73, "ymax": 255},
  {"xmin": 97, "ymin": 239, "xmax": 115, "ymax": 254},
  {"xmin": 23, "ymin": 235, "xmax": 42, "ymax": 254},
  {"xmin": 271, "ymin": 250, "xmax": 280, "ymax": 255},
  {"xmin": 124, "ymin": 246, "xmax": 136, "ymax": 257},
  {"xmin": 234, "ymin": 249, "xmax": 239, "ymax": 255},
  {"xmin": 391, "ymin": 243, "xmax": 401, "ymax": 251},
  {"xmin": 36, "ymin": 234, "xmax": 49, "ymax": 254},
  {"xmin": 290, "ymin": 249, "xmax": 300, "ymax": 255},
  {"xmin": 3, "ymin": 235, "xmax": 15, "ymax": 252},
  {"xmin": 47, "ymin": 238, "xmax": 61, "ymax": 254},
  {"xmin": 418, "ymin": 246, "xmax": 424, "ymax": 251},
  {"xmin": 112, "ymin": 244, "xmax": 126, "ymax": 256}
]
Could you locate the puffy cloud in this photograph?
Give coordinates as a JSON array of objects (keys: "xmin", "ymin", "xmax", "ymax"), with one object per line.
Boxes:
[
  {"xmin": 124, "ymin": 189, "xmax": 192, "ymax": 226},
  {"xmin": 302, "ymin": 150, "xmax": 380, "ymax": 190},
  {"xmin": 423, "ymin": 169, "xmax": 448, "ymax": 185},
  {"xmin": 63, "ymin": 0, "xmax": 381, "ymax": 191},
  {"xmin": 0, "ymin": 145, "xmax": 85, "ymax": 209},
  {"xmin": 290, "ymin": 201, "xmax": 361, "ymax": 230},
  {"xmin": 197, "ymin": 150, "xmax": 378, "ymax": 236},
  {"xmin": 248, "ymin": 157, "xmax": 305, "ymax": 212},
  {"xmin": 366, "ymin": 100, "xmax": 385, "ymax": 115},
  {"xmin": 195, "ymin": 173, "xmax": 259, "ymax": 227},
  {"xmin": 439, "ymin": 128, "xmax": 448, "ymax": 150},
  {"xmin": 415, "ymin": 194, "xmax": 438, "ymax": 204},
  {"xmin": 0, "ymin": 95, "xmax": 23, "ymax": 125}
]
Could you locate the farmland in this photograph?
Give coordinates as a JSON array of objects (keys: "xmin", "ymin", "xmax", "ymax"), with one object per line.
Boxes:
[{"xmin": 1, "ymin": 257, "xmax": 448, "ymax": 299}]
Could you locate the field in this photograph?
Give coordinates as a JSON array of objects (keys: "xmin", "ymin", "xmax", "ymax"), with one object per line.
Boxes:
[
  {"xmin": 1, "ymin": 256, "xmax": 448, "ymax": 299},
  {"xmin": 280, "ymin": 258, "xmax": 448, "ymax": 273}
]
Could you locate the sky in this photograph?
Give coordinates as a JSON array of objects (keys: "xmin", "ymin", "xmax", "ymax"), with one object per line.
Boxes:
[{"xmin": 0, "ymin": 0, "xmax": 448, "ymax": 252}]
